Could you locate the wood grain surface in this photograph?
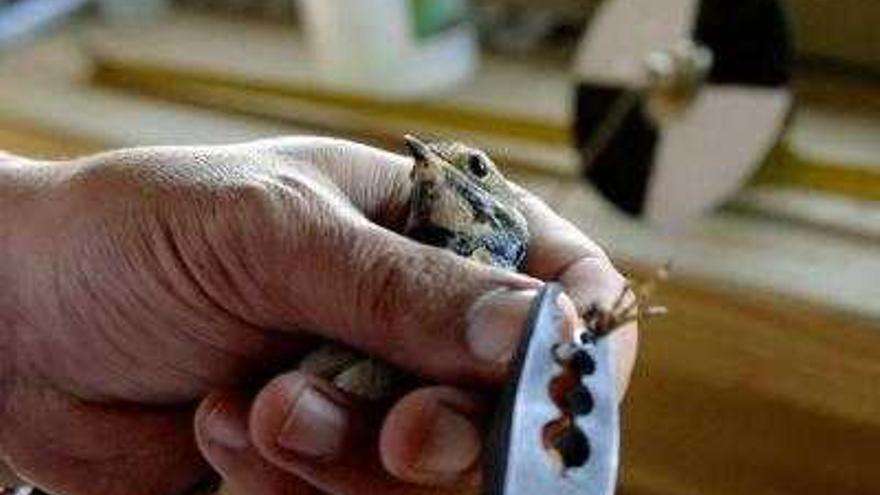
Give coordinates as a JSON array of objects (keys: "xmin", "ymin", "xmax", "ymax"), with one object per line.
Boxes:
[{"xmin": 618, "ymin": 269, "xmax": 880, "ymax": 495}]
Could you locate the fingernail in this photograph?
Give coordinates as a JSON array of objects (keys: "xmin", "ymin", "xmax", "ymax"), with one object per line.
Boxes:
[
  {"xmin": 417, "ymin": 404, "xmax": 482, "ymax": 475},
  {"xmin": 467, "ymin": 288, "xmax": 539, "ymax": 364},
  {"xmin": 204, "ymin": 401, "xmax": 250, "ymax": 451},
  {"xmin": 277, "ymin": 386, "xmax": 348, "ymax": 459}
]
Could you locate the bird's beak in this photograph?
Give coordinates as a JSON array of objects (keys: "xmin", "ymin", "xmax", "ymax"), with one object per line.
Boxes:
[
  {"xmin": 404, "ymin": 134, "xmax": 431, "ymax": 162},
  {"xmin": 405, "ymin": 134, "xmax": 444, "ymax": 184}
]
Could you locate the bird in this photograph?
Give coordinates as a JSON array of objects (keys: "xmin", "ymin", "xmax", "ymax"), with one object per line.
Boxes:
[
  {"xmin": 298, "ymin": 135, "xmax": 664, "ymax": 399},
  {"xmin": 403, "ymin": 135, "xmax": 529, "ymax": 271},
  {"xmin": 298, "ymin": 135, "xmax": 531, "ymax": 400}
]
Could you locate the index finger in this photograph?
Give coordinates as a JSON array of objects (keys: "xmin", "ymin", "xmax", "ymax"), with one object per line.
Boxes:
[
  {"xmin": 511, "ymin": 184, "xmax": 638, "ymax": 399},
  {"xmin": 510, "ymin": 183, "xmax": 627, "ymax": 309}
]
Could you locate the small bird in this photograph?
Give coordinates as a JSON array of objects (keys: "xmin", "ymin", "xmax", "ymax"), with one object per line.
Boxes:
[
  {"xmin": 403, "ymin": 134, "xmax": 529, "ymax": 271},
  {"xmin": 299, "ymin": 135, "xmax": 531, "ymax": 399},
  {"xmin": 299, "ymin": 136, "xmax": 664, "ymax": 399}
]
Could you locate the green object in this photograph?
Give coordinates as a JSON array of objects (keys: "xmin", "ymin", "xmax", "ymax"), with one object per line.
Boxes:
[{"xmin": 409, "ymin": 0, "xmax": 469, "ymax": 39}]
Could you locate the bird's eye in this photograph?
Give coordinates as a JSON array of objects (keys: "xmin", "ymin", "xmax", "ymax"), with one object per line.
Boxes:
[{"xmin": 468, "ymin": 154, "xmax": 489, "ymax": 178}]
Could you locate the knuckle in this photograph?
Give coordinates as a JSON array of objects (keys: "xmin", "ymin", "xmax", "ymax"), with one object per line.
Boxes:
[
  {"xmin": 352, "ymin": 239, "xmax": 414, "ymax": 332},
  {"xmin": 350, "ymin": 236, "xmax": 465, "ymax": 347},
  {"xmin": 268, "ymin": 136, "xmax": 356, "ymax": 169}
]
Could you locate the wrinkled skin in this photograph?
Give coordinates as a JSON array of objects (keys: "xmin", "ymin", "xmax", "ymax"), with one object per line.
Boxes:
[
  {"xmin": 306, "ymin": 136, "xmax": 533, "ymax": 400},
  {"xmin": 0, "ymin": 138, "xmax": 636, "ymax": 495}
]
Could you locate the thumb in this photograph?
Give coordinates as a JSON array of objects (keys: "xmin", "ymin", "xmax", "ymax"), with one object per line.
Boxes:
[{"xmin": 267, "ymin": 219, "xmax": 581, "ymax": 386}]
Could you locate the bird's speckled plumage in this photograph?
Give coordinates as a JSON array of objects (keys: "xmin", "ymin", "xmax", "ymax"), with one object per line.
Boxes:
[{"xmin": 404, "ymin": 136, "xmax": 529, "ymax": 271}]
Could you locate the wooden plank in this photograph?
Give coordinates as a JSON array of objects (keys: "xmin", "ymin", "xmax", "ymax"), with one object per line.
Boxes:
[
  {"xmin": 618, "ymin": 270, "xmax": 880, "ymax": 495},
  {"xmin": 0, "ymin": 119, "xmax": 105, "ymax": 159},
  {"xmin": 88, "ymin": 60, "xmax": 578, "ymax": 176},
  {"xmin": 754, "ymin": 143, "xmax": 880, "ymax": 201}
]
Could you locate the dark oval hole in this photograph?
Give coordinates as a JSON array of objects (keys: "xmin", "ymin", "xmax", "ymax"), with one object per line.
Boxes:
[
  {"xmin": 568, "ymin": 349, "xmax": 596, "ymax": 376},
  {"xmin": 566, "ymin": 384, "xmax": 595, "ymax": 416},
  {"xmin": 542, "ymin": 419, "xmax": 591, "ymax": 469},
  {"xmin": 553, "ymin": 426, "xmax": 591, "ymax": 469}
]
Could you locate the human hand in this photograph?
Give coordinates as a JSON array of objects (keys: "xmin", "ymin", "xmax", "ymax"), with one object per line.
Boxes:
[{"xmin": 0, "ymin": 138, "xmax": 635, "ymax": 495}]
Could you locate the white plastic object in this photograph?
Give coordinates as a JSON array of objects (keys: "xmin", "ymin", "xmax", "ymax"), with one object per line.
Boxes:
[{"xmin": 296, "ymin": 0, "xmax": 479, "ymax": 99}]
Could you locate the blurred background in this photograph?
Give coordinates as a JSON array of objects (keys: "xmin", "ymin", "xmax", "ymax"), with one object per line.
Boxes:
[{"xmin": 0, "ymin": 1, "xmax": 878, "ymax": 494}]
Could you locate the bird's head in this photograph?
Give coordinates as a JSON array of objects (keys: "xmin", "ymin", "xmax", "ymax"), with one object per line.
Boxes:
[{"xmin": 403, "ymin": 135, "xmax": 529, "ymax": 270}]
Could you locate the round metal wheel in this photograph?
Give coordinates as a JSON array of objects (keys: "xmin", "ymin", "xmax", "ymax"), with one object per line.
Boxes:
[{"xmin": 573, "ymin": 0, "xmax": 793, "ymax": 228}]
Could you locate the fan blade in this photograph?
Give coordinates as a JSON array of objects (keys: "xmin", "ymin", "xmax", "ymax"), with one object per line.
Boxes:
[
  {"xmin": 573, "ymin": 0, "xmax": 700, "ymax": 87},
  {"xmin": 644, "ymin": 85, "xmax": 791, "ymax": 228}
]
